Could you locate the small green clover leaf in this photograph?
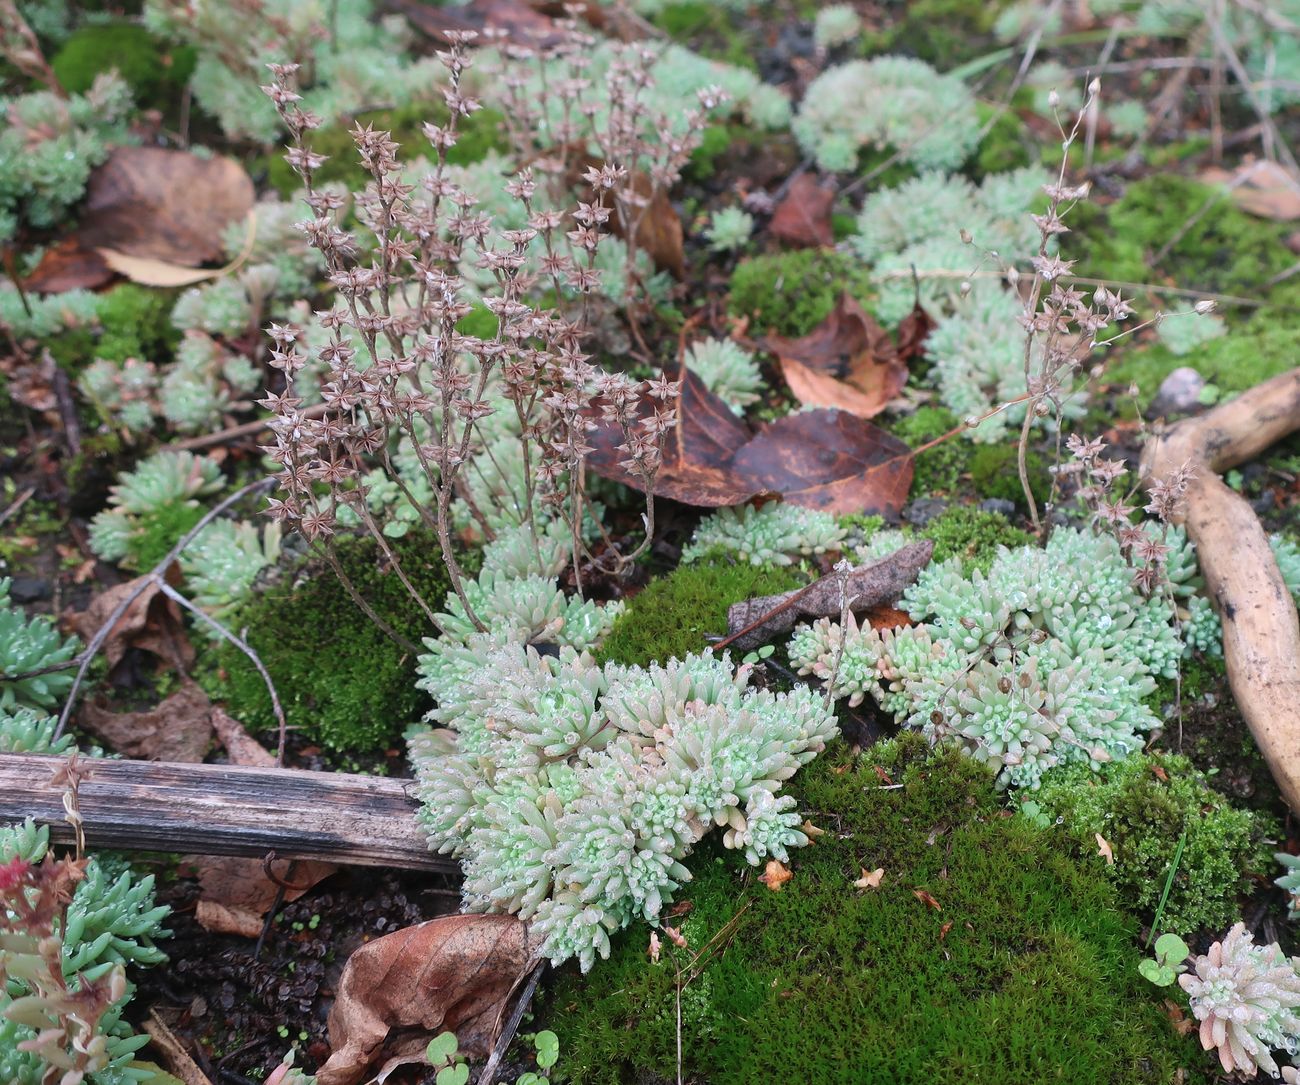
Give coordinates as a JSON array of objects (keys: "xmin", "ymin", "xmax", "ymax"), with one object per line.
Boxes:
[
  {"xmin": 436, "ymin": 1064, "xmax": 470, "ymax": 1085},
  {"xmin": 535, "ymin": 1030, "xmax": 560, "ymax": 1070},
  {"xmin": 1140, "ymin": 933, "xmax": 1191, "ymax": 986},
  {"xmin": 741, "ymin": 645, "xmax": 775, "ymax": 665},
  {"xmin": 426, "ymin": 1031, "xmax": 460, "ymax": 1068},
  {"xmin": 516, "ymin": 1074, "xmax": 547, "ymax": 1085}
]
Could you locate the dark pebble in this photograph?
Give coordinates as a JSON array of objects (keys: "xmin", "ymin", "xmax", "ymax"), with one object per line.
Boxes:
[
  {"xmin": 979, "ymin": 498, "xmax": 1017, "ymax": 518},
  {"xmin": 904, "ymin": 498, "xmax": 948, "ymax": 527},
  {"xmin": 8, "ymin": 576, "xmax": 51, "ymax": 604}
]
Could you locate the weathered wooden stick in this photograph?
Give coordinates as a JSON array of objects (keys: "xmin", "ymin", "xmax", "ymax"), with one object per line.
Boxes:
[
  {"xmin": 0, "ymin": 754, "xmax": 456, "ymax": 872},
  {"xmin": 1139, "ymin": 367, "xmax": 1300, "ymax": 811},
  {"xmin": 723, "ymin": 539, "xmax": 934, "ymax": 652}
]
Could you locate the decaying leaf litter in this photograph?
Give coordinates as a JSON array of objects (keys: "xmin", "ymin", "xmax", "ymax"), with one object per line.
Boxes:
[{"xmin": 2, "ymin": 0, "xmax": 1300, "ymax": 1083}]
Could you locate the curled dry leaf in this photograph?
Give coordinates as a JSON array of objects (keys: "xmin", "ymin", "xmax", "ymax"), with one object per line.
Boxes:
[
  {"xmin": 78, "ymin": 680, "xmax": 213, "ymax": 764},
  {"xmin": 1095, "ymin": 832, "xmax": 1115, "ymax": 866},
  {"xmin": 317, "ymin": 914, "xmax": 535, "ymax": 1085},
  {"xmin": 853, "ymin": 867, "xmax": 885, "ymax": 890},
  {"xmin": 731, "ymin": 408, "xmax": 914, "ymax": 516},
  {"xmin": 758, "ymin": 860, "xmax": 793, "ymax": 891},
  {"xmin": 913, "ymin": 888, "xmax": 942, "ymax": 911},
  {"xmin": 1202, "ymin": 159, "xmax": 1300, "ymax": 221},
  {"xmin": 193, "ymin": 856, "xmax": 336, "ymax": 938},
  {"xmin": 68, "ymin": 575, "xmax": 195, "ymax": 677},
  {"xmin": 585, "ymin": 368, "xmax": 761, "ymax": 507},
  {"xmin": 763, "ymin": 294, "xmax": 910, "ymax": 420},
  {"xmin": 26, "ymin": 147, "xmax": 254, "ymax": 293},
  {"xmin": 769, "ymin": 173, "xmax": 835, "ymax": 249}
]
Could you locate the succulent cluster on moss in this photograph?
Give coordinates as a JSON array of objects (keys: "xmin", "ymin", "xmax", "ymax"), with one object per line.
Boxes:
[
  {"xmin": 1, "ymin": 578, "xmax": 79, "ymax": 713},
  {"xmin": 0, "ymin": 704, "xmax": 75, "ymax": 756},
  {"xmin": 813, "ymin": 3, "xmax": 863, "ymax": 50},
  {"xmin": 702, "ymin": 206, "xmax": 755, "ymax": 253},
  {"xmin": 547, "ymin": 734, "xmax": 1206, "ymax": 1084},
  {"xmin": 409, "ymin": 645, "xmax": 836, "ymax": 970},
  {"xmin": 0, "ymin": 73, "xmax": 133, "ymax": 243},
  {"xmin": 858, "ymin": 168, "xmax": 1046, "ymax": 327},
  {"xmin": 180, "ymin": 519, "xmax": 281, "ymax": 629},
  {"xmin": 681, "ymin": 503, "xmax": 846, "ymax": 566},
  {"xmin": 1032, "ymin": 752, "xmax": 1269, "ymax": 934},
  {"xmin": 793, "ymin": 56, "xmax": 978, "ymax": 173},
  {"xmin": 684, "ymin": 338, "xmax": 764, "ymax": 414},
  {"xmin": 203, "ymin": 530, "xmax": 452, "ymax": 752},
  {"xmin": 88, "ymin": 450, "xmax": 224, "ymax": 570},
  {"xmin": 790, "ymin": 527, "xmax": 1180, "ymax": 788},
  {"xmin": 0, "ymin": 819, "xmax": 171, "ymax": 1085}
]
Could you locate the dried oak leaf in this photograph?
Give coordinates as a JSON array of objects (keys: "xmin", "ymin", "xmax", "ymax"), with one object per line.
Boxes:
[
  {"xmin": 27, "ymin": 147, "xmax": 254, "ymax": 293},
  {"xmin": 78, "ymin": 679, "xmax": 213, "ymax": 763},
  {"xmin": 759, "ymin": 860, "xmax": 793, "ymax": 891},
  {"xmin": 317, "ymin": 914, "xmax": 535, "ymax": 1085},
  {"xmin": 1202, "ymin": 159, "xmax": 1300, "ymax": 221},
  {"xmin": 194, "ymin": 856, "xmax": 336, "ymax": 938},
  {"xmin": 731, "ymin": 408, "xmax": 914, "ymax": 516},
  {"xmin": 763, "ymin": 294, "xmax": 909, "ymax": 419},
  {"xmin": 68, "ymin": 575, "xmax": 194, "ymax": 678},
  {"xmin": 853, "ymin": 867, "xmax": 885, "ymax": 890},
  {"xmin": 769, "ymin": 173, "xmax": 835, "ymax": 249},
  {"xmin": 585, "ymin": 368, "xmax": 763, "ymax": 506}
]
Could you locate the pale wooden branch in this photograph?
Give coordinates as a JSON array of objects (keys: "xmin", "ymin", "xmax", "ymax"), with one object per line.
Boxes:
[
  {"xmin": 0, "ymin": 753, "xmax": 455, "ymax": 872},
  {"xmin": 1139, "ymin": 367, "xmax": 1300, "ymax": 810}
]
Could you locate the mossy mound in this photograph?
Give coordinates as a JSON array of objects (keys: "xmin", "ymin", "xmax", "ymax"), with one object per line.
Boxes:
[
  {"xmin": 1073, "ymin": 174, "xmax": 1295, "ymax": 299},
  {"xmin": 203, "ymin": 531, "xmax": 451, "ymax": 752},
  {"xmin": 265, "ymin": 101, "xmax": 508, "ymax": 198},
  {"xmin": 728, "ymin": 250, "xmax": 874, "ymax": 338},
  {"xmin": 920, "ymin": 504, "xmax": 1032, "ymax": 575},
  {"xmin": 548, "ymin": 735, "xmax": 1206, "ymax": 1085},
  {"xmin": 597, "ymin": 559, "xmax": 804, "ymax": 668},
  {"xmin": 51, "ymin": 22, "xmax": 195, "ymax": 112},
  {"xmin": 888, "ymin": 407, "xmax": 972, "ymax": 497},
  {"xmin": 1034, "ymin": 752, "xmax": 1272, "ymax": 935},
  {"xmin": 1103, "ymin": 308, "xmax": 1300, "ymax": 413},
  {"xmin": 968, "ymin": 443, "xmax": 1049, "ymax": 508}
]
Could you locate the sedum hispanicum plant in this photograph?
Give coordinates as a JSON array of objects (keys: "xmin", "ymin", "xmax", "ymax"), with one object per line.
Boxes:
[
  {"xmin": 408, "ymin": 646, "xmax": 836, "ymax": 971},
  {"xmin": 259, "ymin": 33, "xmax": 720, "ymax": 627},
  {"xmin": 0, "ymin": 818, "xmax": 170, "ymax": 1085},
  {"xmin": 789, "ymin": 526, "xmax": 1181, "ymax": 789},
  {"xmin": 0, "ymin": 579, "xmax": 79, "ymax": 712}
]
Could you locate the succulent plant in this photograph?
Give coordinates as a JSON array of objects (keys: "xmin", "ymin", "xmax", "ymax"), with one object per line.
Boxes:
[
  {"xmin": 682, "ymin": 503, "xmax": 846, "ymax": 566},
  {"xmin": 703, "ymin": 207, "xmax": 755, "ymax": 253},
  {"xmin": 1180, "ymin": 923, "xmax": 1300, "ymax": 1078},
  {"xmin": 683, "ymin": 338, "xmax": 764, "ymax": 414},
  {"xmin": 0, "ymin": 579, "xmax": 79, "ymax": 712}
]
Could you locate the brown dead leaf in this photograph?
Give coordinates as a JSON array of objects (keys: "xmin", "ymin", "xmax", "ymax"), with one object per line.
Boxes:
[
  {"xmin": 769, "ymin": 173, "xmax": 834, "ymax": 249},
  {"xmin": 1095, "ymin": 832, "xmax": 1115, "ymax": 865},
  {"xmin": 731, "ymin": 408, "xmax": 914, "ymax": 516},
  {"xmin": 1202, "ymin": 159, "xmax": 1300, "ymax": 220},
  {"xmin": 317, "ymin": 914, "xmax": 535, "ymax": 1085},
  {"xmin": 912, "ymin": 888, "xmax": 942, "ymax": 911},
  {"xmin": 585, "ymin": 368, "xmax": 762, "ymax": 506},
  {"xmin": 7, "ymin": 351, "xmax": 58, "ymax": 412},
  {"xmin": 764, "ymin": 294, "xmax": 908, "ymax": 420},
  {"xmin": 801, "ymin": 819, "xmax": 826, "ymax": 841},
  {"xmin": 68, "ymin": 576, "xmax": 194, "ymax": 677},
  {"xmin": 853, "ymin": 867, "xmax": 885, "ymax": 889},
  {"xmin": 193, "ymin": 856, "xmax": 336, "ymax": 937},
  {"xmin": 662, "ymin": 924, "xmax": 687, "ymax": 948},
  {"xmin": 78, "ymin": 680, "xmax": 213, "ymax": 763},
  {"xmin": 96, "ymin": 249, "xmax": 227, "ymax": 288},
  {"xmin": 872, "ymin": 765, "xmax": 894, "ymax": 786},
  {"xmin": 27, "ymin": 147, "xmax": 254, "ymax": 292},
  {"xmin": 758, "ymin": 860, "xmax": 793, "ymax": 891},
  {"xmin": 1150, "ymin": 763, "xmax": 1170, "ymax": 783},
  {"xmin": 22, "ymin": 237, "xmax": 114, "ymax": 294},
  {"xmin": 895, "ymin": 302, "xmax": 937, "ymax": 364},
  {"xmin": 647, "ymin": 930, "xmax": 661, "ymax": 962},
  {"xmin": 1163, "ymin": 998, "xmax": 1196, "ymax": 1037},
  {"xmin": 864, "ymin": 604, "xmax": 912, "ymax": 631}
]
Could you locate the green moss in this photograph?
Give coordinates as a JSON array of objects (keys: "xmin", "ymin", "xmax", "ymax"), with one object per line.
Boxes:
[
  {"xmin": 130, "ymin": 500, "xmax": 207, "ymax": 570},
  {"xmin": 265, "ymin": 101, "xmax": 508, "ymax": 198},
  {"xmin": 1035, "ymin": 752, "xmax": 1271, "ymax": 935},
  {"xmin": 652, "ymin": 3, "xmax": 757, "ymax": 70},
  {"xmin": 548, "ymin": 735, "xmax": 1206, "ymax": 1085},
  {"xmin": 888, "ymin": 407, "xmax": 971, "ymax": 497},
  {"xmin": 1103, "ymin": 308, "xmax": 1300, "ymax": 411},
  {"xmin": 969, "ymin": 443, "xmax": 1049, "ymax": 507},
  {"xmin": 972, "ymin": 102, "xmax": 1033, "ymax": 178},
  {"xmin": 95, "ymin": 284, "xmax": 180, "ymax": 364},
  {"xmin": 597, "ymin": 559, "xmax": 804, "ymax": 669},
  {"xmin": 1073, "ymin": 175, "xmax": 1295, "ymax": 298},
  {"xmin": 728, "ymin": 249, "xmax": 874, "ymax": 338},
  {"xmin": 51, "ymin": 22, "xmax": 195, "ymax": 111},
  {"xmin": 866, "ymin": 0, "xmax": 1014, "ymax": 69},
  {"xmin": 1147, "ymin": 654, "xmax": 1227, "ymax": 712},
  {"xmin": 202, "ymin": 531, "xmax": 452, "ymax": 752},
  {"xmin": 921, "ymin": 504, "xmax": 1032, "ymax": 575}
]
